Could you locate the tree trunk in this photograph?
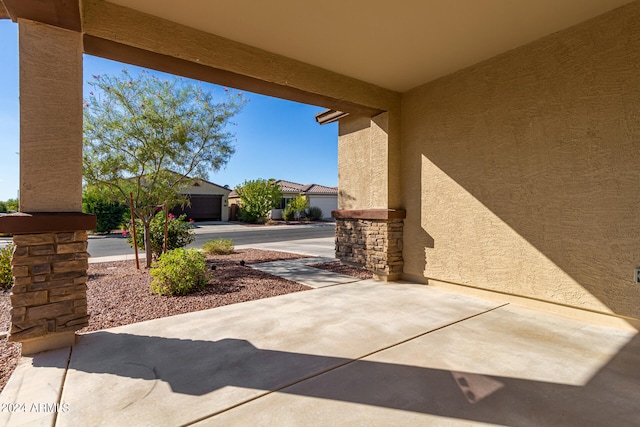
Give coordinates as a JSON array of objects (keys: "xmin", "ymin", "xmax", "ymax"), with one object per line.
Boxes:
[{"xmin": 144, "ymin": 222, "xmax": 153, "ymax": 268}]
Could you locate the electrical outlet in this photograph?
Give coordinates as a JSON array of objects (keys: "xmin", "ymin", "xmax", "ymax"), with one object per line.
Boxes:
[{"xmin": 635, "ymin": 268, "xmax": 640, "ymax": 284}]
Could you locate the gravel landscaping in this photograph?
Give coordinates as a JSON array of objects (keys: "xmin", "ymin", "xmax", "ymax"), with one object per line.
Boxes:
[{"xmin": 0, "ymin": 249, "xmax": 371, "ymax": 393}]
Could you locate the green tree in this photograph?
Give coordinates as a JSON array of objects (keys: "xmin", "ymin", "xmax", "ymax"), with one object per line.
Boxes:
[
  {"xmin": 82, "ymin": 186, "xmax": 129, "ymax": 233},
  {"xmin": 288, "ymin": 195, "xmax": 309, "ymax": 221},
  {"xmin": 127, "ymin": 212, "xmax": 195, "ymax": 260},
  {"xmin": 5, "ymin": 198, "xmax": 18, "ymax": 212},
  {"xmin": 0, "ymin": 202, "xmax": 6, "ymax": 213},
  {"xmin": 235, "ymin": 178, "xmax": 283, "ymax": 223},
  {"xmin": 83, "ymin": 69, "xmax": 245, "ymax": 267}
]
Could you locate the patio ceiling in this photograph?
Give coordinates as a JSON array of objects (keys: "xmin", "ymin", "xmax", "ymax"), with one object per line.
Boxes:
[{"xmin": 107, "ymin": 0, "xmax": 633, "ymax": 92}]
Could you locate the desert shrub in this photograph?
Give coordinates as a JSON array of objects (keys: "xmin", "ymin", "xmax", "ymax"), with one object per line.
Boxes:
[
  {"xmin": 235, "ymin": 178, "xmax": 283, "ymax": 223},
  {"xmin": 202, "ymin": 238, "xmax": 234, "ymax": 255},
  {"xmin": 283, "ymin": 205, "xmax": 296, "ymax": 221},
  {"xmin": 127, "ymin": 212, "xmax": 195, "ymax": 260},
  {"xmin": 306, "ymin": 206, "xmax": 323, "ymax": 221},
  {"xmin": 150, "ymin": 248, "xmax": 208, "ymax": 295},
  {"xmin": 0, "ymin": 244, "xmax": 14, "ymax": 289},
  {"xmin": 82, "ymin": 187, "xmax": 129, "ymax": 233},
  {"xmin": 289, "ymin": 195, "xmax": 309, "ymax": 220}
]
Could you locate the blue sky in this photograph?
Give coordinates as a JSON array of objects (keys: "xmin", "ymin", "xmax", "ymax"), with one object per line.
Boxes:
[{"xmin": 0, "ymin": 20, "xmax": 338, "ymax": 202}]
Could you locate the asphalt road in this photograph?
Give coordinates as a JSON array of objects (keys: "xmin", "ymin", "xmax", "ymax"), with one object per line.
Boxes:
[{"xmin": 86, "ymin": 224, "xmax": 336, "ymax": 258}]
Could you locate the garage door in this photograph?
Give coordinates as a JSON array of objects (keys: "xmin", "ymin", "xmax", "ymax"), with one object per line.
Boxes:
[
  {"xmin": 171, "ymin": 195, "xmax": 222, "ymax": 221},
  {"xmin": 307, "ymin": 196, "xmax": 337, "ymax": 219}
]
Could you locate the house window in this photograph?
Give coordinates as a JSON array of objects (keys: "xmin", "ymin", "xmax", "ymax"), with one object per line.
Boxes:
[{"xmin": 278, "ymin": 197, "xmax": 294, "ymax": 209}]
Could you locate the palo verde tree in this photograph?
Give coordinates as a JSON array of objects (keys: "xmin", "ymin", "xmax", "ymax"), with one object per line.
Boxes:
[
  {"xmin": 83, "ymin": 69, "xmax": 245, "ymax": 267},
  {"xmin": 235, "ymin": 178, "xmax": 283, "ymax": 223}
]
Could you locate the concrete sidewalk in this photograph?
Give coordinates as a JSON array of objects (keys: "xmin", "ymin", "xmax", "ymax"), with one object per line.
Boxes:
[{"xmin": 1, "ymin": 258, "xmax": 639, "ymax": 426}]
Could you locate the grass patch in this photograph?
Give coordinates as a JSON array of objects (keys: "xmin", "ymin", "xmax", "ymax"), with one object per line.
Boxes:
[{"xmin": 202, "ymin": 238, "xmax": 234, "ymax": 255}]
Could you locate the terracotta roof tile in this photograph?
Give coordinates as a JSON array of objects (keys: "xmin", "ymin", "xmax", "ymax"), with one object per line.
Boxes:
[{"xmin": 229, "ymin": 180, "xmax": 337, "ymax": 198}]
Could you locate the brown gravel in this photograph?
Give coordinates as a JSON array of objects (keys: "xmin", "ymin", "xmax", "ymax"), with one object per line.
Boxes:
[
  {"xmin": 0, "ymin": 249, "xmax": 370, "ymax": 393},
  {"xmin": 79, "ymin": 249, "xmax": 310, "ymax": 333},
  {"xmin": 0, "ymin": 290, "xmax": 20, "ymax": 396}
]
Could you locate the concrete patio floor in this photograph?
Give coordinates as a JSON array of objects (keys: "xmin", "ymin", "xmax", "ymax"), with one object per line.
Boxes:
[{"xmin": 1, "ymin": 262, "xmax": 639, "ymax": 426}]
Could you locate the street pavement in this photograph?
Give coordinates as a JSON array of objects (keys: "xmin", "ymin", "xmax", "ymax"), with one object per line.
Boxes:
[{"xmin": 85, "ymin": 222, "xmax": 336, "ymax": 262}]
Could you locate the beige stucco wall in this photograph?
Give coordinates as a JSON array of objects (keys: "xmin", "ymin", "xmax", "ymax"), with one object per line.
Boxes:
[
  {"xmin": 19, "ymin": 20, "xmax": 83, "ymax": 212},
  {"xmin": 338, "ymin": 115, "xmax": 373, "ymax": 209},
  {"xmin": 338, "ymin": 111, "xmax": 400, "ymax": 210},
  {"xmin": 401, "ymin": 2, "xmax": 640, "ymax": 320}
]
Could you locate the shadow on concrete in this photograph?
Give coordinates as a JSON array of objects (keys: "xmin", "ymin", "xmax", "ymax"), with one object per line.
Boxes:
[{"xmin": 34, "ymin": 332, "xmax": 640, "ymax": 425}]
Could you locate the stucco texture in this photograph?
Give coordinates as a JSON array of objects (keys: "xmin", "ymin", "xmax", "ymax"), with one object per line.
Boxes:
[
  {"xmin": 19, "ymin": 20, "xmax": 83, "ymax": 212},
  {"xmin": 338, "ymin": 115, "xmax": 376, "ymax": 210},
  {"xmin": 338, "ymin": 112, "xmax": 401, "ymax": 210},
  {"xmin": 401, "ymin": 2, "xmax": 640, "ymax": 320}
]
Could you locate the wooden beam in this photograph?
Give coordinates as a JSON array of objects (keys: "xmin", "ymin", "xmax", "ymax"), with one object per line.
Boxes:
[
  {"xmin": 2, "ymin": 0, "xmax": 80, "ymax": 31},
  {"xmin": 0, "ymin": 2, "xmax": 10, "ymax": 20},
  {"xmin": 84, "ymin": 36, "xmax": 382, "ymax": 117},
  {"xmin": 82, "ymin": 0, "xmax": 399, "ymax": 115}
]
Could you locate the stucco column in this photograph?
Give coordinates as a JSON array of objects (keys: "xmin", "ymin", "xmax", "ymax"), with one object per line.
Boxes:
[
  {"xmin": 333, "ymin": 111, "xmax": 405, "ymax": 280},
  {"xmin": 19, "ymin": 19, "xmax": 83, "ymax": 211},
  {"xmin": 0, "ymin": 19, "xmax": 95, "ymax": 355}
]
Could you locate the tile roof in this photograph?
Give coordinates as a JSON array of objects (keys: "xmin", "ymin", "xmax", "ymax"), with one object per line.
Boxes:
[
  {"xmin": 229, "ymin": 180, "xmax": 337, "ymax": 198},
  {"xmin": 301, "ymin": 184, "xmax": 339, "ymax": 195}
]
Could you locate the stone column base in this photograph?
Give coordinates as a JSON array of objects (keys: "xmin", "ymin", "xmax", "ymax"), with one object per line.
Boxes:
[
  {"xmin": 20, "ymin": 330, "xmax": 76, "ymax": 356},
  {"xmin": 332, "ymin": 209, "xmax": 405, "ymax": 281},
  {"xmin": 0, "ymin": 213, "xmax": 96, "ymax": 355}
]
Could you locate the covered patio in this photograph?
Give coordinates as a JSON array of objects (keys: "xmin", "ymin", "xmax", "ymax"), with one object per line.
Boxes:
[
  {"xmin": 3, "ymin": 268, "xmax": 639, "ymax": 425},
  {"xmin": 0, "ymin": 0, "xmax": 639, "ymax": 424}
]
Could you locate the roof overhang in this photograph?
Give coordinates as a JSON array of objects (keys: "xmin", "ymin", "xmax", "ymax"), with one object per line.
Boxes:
[
  {"xmin": 1, "ymin": 0, "xmax": 80, "ymax": 31},
  {"xmin": 105, "ymin": 0, "xmax": 634, "ymax": 93},
  {"xmin": 315, "ymin": 110, "xmax": 349, "ymax": 126},
  {"xmin": 2, "ymin": 0, "xmax": 634, "ymax": 112}
]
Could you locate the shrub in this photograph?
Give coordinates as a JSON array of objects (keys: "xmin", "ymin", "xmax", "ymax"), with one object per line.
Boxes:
[
  {"xmin": 82, "ymin": 187, "xmax": 129, "ymax": 233},
  {"xmin": 235, "ymin": 178, "xmax": 283, "ymax": 223},
  {"xmin": 0, "ymin": 202, "xmax": 7, "ymax": 213},
  {"xmin": 127, "ymin": 212, "xmax": 195, "ymax": 260},
  {"xmin": 0, "ymin": 244, "xmax": 14, "ymax": 289},
  {"xmin": 283, "ymin": 205, "xmax": 296, "ymax": 221},
  {"xmin": 4, "ymin": 198, "xmax": 18, "ymax": 212},
  {"xmin": 202, "ymin": 238, "xmax": 234, "ymax": 255},
  {"xmin": 150, "ymin": 248, "xmax": 209, "ymax": 295},
  {"xmin": 289, "ymin": 195, "xmax": 309, "ymax": 220},
  {"xmin": 306, "ymin": 206, "xmax": 323, "ymax": 221}
]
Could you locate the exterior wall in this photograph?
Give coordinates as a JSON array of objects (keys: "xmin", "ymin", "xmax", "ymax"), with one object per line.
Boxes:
[
  {"xmin": 338, "ymin": 111, "xmax": 401, "ymax": 210},
  {"xmin": 401, "ymin": 2, "xmax": 640, "ymax": 320},
  {"xmin": 338, "ymin": 115, "xmax": 374, "ymax": 209},
  {"xmin": 336, "ymin": 111, "xmax": 404, "ymax": 278},
  {"xmin": 335, "ymin": 218, "xmax": 403, "ymax": 280}
]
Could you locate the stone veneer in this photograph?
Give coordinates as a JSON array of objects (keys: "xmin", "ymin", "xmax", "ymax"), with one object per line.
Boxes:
[
  {"xmin": 9, "ymin": 231, "xmax": 90, "ymax": 342},
  {"xmin": 332, "ymin": 209, "xmax": 406, "ymax": 281}
]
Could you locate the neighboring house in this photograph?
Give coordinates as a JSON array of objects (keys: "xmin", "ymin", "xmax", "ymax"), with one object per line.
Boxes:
[
  {"xmin": 171, "ymin": 178, "xmax": 231, "ymax": 222},
  {"xmin": 229, "ymin": 180, "xmax": 337, "ymax": 220}
]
